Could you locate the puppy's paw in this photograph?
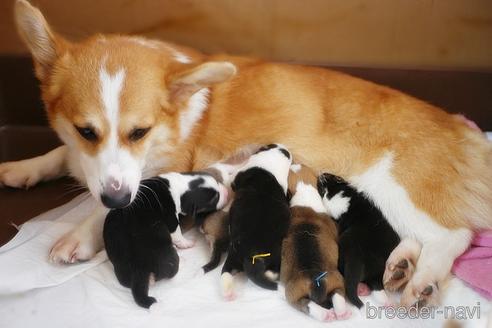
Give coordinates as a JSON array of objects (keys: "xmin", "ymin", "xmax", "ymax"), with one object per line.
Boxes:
[
  {"xmin": 307, "ymin": 302, "xmax": 332, "ymax": 322},
  {"xmin": 383, "ymin": 258, "xmax": 415, "ymax": 292},
  {"xmin": 0, "ymin": 161, "xmax": 41, "ymax": 189},
  {"xmin": 221, "ymin": 272, "xmax": 236, "ymax": 301},
  {"xmin": 332, "ymin": 293, "xmax": 352, "ymax": 320},
  {"xmin": 401, "ymin": 280, "xmax": 439, "ymax": 309},
  {"xmin": 174, "ymin": 238, "xmax": 195, "ymax": 249},
  {"xmin": 49, "ymin": 229, "xmax": 96, "ymax": 264},
  {"xmin": 357, "ymin": 282, "xmax": 371, "ymax": 296}
]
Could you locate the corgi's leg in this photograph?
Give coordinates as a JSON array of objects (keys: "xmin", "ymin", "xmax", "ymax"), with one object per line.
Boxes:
[
  {"xmin": 383, "ymin": 238, "xmax": 421, "ymax": 292},
  {"xmin": 0, "ymin": 146, "xmax": 67, "ymax": 188},
  {"xmin": 400, "ymin": 228, "xmax": 472, "ymax": 308},
  {"xmin": 49, "ymin": 204, "xmax": 109, "ymax": 263},
  {"xmin": 171, "ymin": 226, "xmax": 195, "ymax": 249}
]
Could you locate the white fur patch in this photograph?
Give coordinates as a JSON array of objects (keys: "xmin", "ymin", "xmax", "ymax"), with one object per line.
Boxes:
[
  {"xmin": 236, "ymin": 145, "xmax": 292, "ymax": 193},
  {"xmin": 173, "ymin": 52, "xmax": 192, "ymax": 64},
  {"xmin": 290, "ymin": 164, "xmax": 301, "ymax": 173},
  {"xmin": 321, "ymin": 191, "xmax": 350, "ymax": 220},
  {"xmin": 290, "ymin": 182, "xmax": 326, "ymax": 213},
  {"xmin": 79, "ymin": 66, "xmax": 142, "ymax": 202},
  {"xmin": 307, "ymin": 301, "xmax": 328, "ymax": 321},
  {"xmin": 332, "ymin": 293, "xmax": 349, "ymax": 318},
  {"xmin": 349, "ymin": 153, "xmax": 452, "ymax": 242},
  {"xmin": 179, "ymin": 88, "xmax": 210, "ymax": 141},
  {"xmin": 221, "ymin": 272, "xmax": 235, "ymax": 299}
]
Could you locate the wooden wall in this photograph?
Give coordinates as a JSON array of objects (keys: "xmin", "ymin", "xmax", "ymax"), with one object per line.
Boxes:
[{"xmin": 1, "ymin": 0, "xmax": 491, "ymax": 70}]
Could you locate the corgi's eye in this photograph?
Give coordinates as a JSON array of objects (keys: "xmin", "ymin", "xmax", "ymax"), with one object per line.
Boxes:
[
  {"xmin": 129, "ymin": 127, "xmax": 151, "ymax": 142},
  {"xmin": 75, "ymin": 126, "xmax": 98, "ymax": 142}
]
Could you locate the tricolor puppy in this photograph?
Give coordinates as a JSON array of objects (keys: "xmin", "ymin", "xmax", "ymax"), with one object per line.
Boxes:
[
  {"xmin": 6, "ymin": 1, "xmax": 492, "ymax": 308},
  {"xmin": 317, "ymin": 173, "xmax": 400, "ymax": 308},
  {"xmin": 103, "ymin": 172, "xmax": 228, "ymax": 308},
  {"xmin": 221, "ymin": 144, "xmax": 292, "ymax": 300},
  {"xmin": 281, "ymin": 164, "xmax": 350, "ymax": 321}
]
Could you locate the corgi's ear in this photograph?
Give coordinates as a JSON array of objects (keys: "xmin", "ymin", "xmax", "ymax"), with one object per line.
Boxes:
[
  {"xmin": 168, "ymin": 61, "xmax": 237, "ymax": 105},
  {"xmin": 14, "ymin": 0, "xmax": 69, "ymax": 80}
]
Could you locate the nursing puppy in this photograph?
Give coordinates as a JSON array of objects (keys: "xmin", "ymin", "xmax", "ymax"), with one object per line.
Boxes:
[
  {"xmin": 281, "ymin": 164, "xmax": 350, "ymax": 321},
  {"xmin": 104, "ymin": 172, "xmax": 228, "ymax": 308},
  {"xmin": 317, "ymin": 173, "xmax": 400, "ymax": 308},
  {"xmin": 221, "ymin": 144, "xmax": 292, "ymax": 300}
]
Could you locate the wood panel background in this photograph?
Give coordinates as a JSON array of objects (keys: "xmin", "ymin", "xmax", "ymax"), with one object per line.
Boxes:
[{"xmin": 1, "ymin": 0, "xmax": 491, "ymax": 70}]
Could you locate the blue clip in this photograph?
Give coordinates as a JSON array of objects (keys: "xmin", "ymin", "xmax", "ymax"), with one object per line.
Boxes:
[{"xmin": 315, "ymin": 271, "xmax": 328, "ymax": 287}]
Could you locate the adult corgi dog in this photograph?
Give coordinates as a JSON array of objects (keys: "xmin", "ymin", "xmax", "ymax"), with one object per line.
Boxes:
[{"xmin": 2, "ymin": 0, "xmax": 491, "ymax": 307}]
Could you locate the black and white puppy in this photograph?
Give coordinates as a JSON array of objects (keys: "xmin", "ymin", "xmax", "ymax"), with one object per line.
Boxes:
[
  {"xmin": 221, "ymin": 144, "xmax": 292, "ymax": 300},
  {"xmin": 104, "ymin": 173, "xmax": 228, "ymax": 308},
  {"xmin": 317, "ymin": 173, "xmax": 400, "ymax": 308}
]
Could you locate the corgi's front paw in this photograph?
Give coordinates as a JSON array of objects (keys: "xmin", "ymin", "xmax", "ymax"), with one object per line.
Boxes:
[
  {"xmin": 0, "ymin": 161, "xmax": 41, "ymax": 189},
  {"xmin": 49, "ymin": 229, "xmax": 97, "ymax": 263}
]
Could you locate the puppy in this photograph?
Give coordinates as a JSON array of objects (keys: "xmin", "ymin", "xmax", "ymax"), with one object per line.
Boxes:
[
  {"xmin": 199, "ymin": 145, "xmax": 260, "ymax": 273},
  {"xmin": 281, "ymin": 164, "xmax": 350, "ymax": 321},
  {"xmin": 317, "ymin": 173, "xmax": 400, "ymax": 308},
  {"xmin": 220, "ymin": 144, "xmax": 292, "ymax": 300},
  {"xmin": 104, "ymin": 172, "xmax": 228, "ymax": 308}
]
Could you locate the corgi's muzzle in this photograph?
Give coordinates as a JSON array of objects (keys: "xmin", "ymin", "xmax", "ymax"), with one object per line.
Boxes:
[{"xmin": 100, "ymin": 176, "xmax": 132, "ymax": 208}]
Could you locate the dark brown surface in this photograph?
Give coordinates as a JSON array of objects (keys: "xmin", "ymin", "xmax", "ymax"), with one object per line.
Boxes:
[{"xmin": 0, "ymin": 55, "xmax": 491, "ymax": 246}]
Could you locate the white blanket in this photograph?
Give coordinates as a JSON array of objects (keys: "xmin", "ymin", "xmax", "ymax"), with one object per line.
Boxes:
[{"xmin": 1, "ymin": 133, "xmax": 491, "ymax": 328}]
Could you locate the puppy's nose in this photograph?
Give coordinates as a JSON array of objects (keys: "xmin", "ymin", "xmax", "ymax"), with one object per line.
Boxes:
[{"xmin": 100, "ymin": 178, "xmax": 131, "ymax": 208}]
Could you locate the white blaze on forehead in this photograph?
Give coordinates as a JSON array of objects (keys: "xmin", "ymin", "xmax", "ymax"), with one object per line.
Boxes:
[
  {"xmin": 100, "ymin": 67, "xmax": 125, "ymax": 130},
  {"xmin": 179, "ymin": 88, "xmax": 210, "ymax": 141}
]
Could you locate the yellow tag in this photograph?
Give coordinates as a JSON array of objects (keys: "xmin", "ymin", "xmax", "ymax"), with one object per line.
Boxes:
[{"xmin": 252, "ymin": 253, "xmax": 271, "ymax": 264}]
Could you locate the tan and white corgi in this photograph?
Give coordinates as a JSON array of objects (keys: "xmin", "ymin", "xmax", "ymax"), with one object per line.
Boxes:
[{"xmin": 1, "ymin": 0, "xmax": 491, "ymax": 307}]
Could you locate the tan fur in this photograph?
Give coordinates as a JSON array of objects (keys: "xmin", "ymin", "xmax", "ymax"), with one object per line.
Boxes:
[
  {"xmin": 10, "ymin": 1, "xmax": 492, "ymax": 254},
  {"xmin": 201, "ymin": 210, "xmax": 229, "ymax": 243},
  {"xmin": 280, "ymin": 206, "xmax": 344, "ymax": 311}
]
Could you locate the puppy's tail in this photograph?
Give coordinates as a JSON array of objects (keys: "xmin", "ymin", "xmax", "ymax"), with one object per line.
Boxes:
[
  {"xmin": 243, "ymin": 258, "xmax": 278, "ymax": 290},
  {"xmin": 203, "ymin": 238, "xmax": 229, "ymax": 273},
  {"xmin": 131, "ymin": 270, "xmax": 156, "ymax": 309},
  {"xmin": 309, "ymin": 273, "xmax": 328, "ymax": 305},
  {"xmin": 343, "ymin": 257, "xmax": 364, "ymax": 308}
]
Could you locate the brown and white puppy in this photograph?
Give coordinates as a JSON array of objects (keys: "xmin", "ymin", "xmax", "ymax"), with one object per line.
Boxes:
[
  {"xmin": 2, "ymin": 0, "xmax": 491, "ymax": 308},
  {"xmin": 280, "ymin": 163, "xmax": 350, "ymax": 321}
]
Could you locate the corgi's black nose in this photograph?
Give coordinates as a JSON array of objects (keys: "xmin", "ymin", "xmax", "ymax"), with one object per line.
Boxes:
[
  {"xmin": 101, "ymin": 191, "xmax": 131, "ymax": 208},
  {"xmin": 101, "ymin": 178, "xmax": 131, "ymax": 208}
]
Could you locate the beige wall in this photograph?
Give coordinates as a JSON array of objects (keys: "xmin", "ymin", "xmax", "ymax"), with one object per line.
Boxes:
[{"xmin": 1, "ymin": 0, "xmax": 491, "ymax": 70}]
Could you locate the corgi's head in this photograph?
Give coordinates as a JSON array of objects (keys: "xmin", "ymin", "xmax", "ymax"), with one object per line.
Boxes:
[{"xmin": 14, "ymin": 0, "xmax": 236, "ymax": 208}]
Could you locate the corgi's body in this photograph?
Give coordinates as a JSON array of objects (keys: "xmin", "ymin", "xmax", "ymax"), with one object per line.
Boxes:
[
  {"xmin": 281, "ymin": 164, "xmax": 350, "ymax": 322},
  {"xmin": 2, "ymin": 0, "xmax": 491, "ymax": 307}
]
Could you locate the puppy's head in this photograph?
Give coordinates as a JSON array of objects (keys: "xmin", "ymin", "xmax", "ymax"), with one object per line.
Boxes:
[
  {"xmin": 317, "ymin": 173, "xmax": 349, "ymax": 199},
  {"xmin": 233, "ymin": 144, "xmax": 292, "ymax": 193},
  {"xmin": 14, "ymin": 0, "xmax": 236, "ymax": 208},
  {"xmin": 179, "ymin": 174, "xmax": 229, "ymax": 217}
]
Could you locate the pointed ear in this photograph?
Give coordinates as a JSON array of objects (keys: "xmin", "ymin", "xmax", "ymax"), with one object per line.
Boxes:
[
  {"xmin": 169, "ymin": 61, "xmax": 237, "ymax": 105},
  {"xmin": 14, "ymin": 0, "xmax": 67, "ymax": 79}
]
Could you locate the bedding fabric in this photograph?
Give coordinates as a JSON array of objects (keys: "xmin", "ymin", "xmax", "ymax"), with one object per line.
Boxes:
[{"xmin": 0, "ymin": 133, "xmax": 491, "ymax": 328}]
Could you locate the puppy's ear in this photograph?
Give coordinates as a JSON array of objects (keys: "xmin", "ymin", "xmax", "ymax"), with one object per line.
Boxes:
[
  {"xmin": 14, "ymin": 0, "xmax": 69, "ymax": 80},
  {"xmin": 168, "ymin": 61, "xmax": 236, "ymax": 105}
]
